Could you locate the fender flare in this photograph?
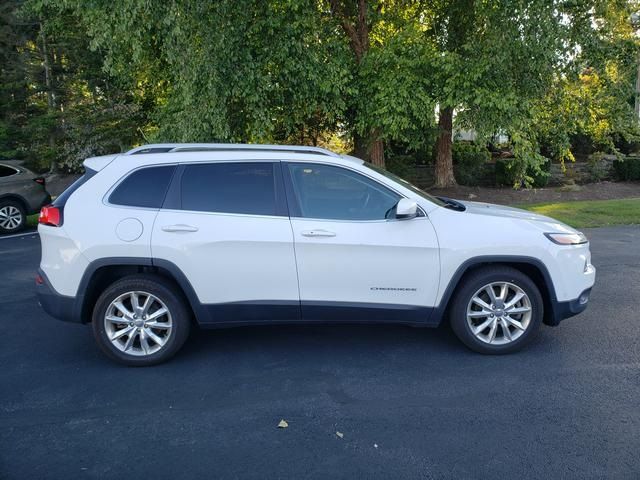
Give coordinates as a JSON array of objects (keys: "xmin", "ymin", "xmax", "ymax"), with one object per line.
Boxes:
[
  {"xmin": 431, "ymin": 255, "xmax": 559, "ymax": 325},
  {"xmin": 75, "ymin": 257, "xmax": 210, "ymax": 324}
]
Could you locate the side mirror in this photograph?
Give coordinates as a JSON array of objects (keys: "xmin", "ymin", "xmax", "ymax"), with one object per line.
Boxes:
[{"xmin": 395, "ymin": 198, "xmax": 418, "ymax": 220}]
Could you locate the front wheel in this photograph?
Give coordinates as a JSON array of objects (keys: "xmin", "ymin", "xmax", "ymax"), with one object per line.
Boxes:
[
  {"xmin": 92, "ymin": 274, "xmax": 191, "ymax": 366},
  {"xmin": 449, "ymin": 266, "xmax": 543, "ymax": 354}
]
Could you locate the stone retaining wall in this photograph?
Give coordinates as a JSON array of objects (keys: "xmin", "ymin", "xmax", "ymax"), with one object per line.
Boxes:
[{"xmin": 411, "ymin": 154, "xmax": 629, "ymax": 189}]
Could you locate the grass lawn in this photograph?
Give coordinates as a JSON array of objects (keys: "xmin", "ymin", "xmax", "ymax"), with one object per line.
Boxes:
[
  {"xmin": 519, "ymin": 198, "xmax": 640, "ymax": 229},
  {"xmin": 26, "ymin": 214, "xmax": 39, "ymax": 228}
]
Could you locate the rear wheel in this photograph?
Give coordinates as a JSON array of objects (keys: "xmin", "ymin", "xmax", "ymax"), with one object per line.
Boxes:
[
  {"xmin": 92, "ymin": 274, "xmax": 191, "ymax": 366},
  {"xmin": 449, "ymin": 266, "xmax": 543, "ymax": 354},
  {"xmin": 0, "ymin": 200, "xmax": 26, "ymax": 234}
]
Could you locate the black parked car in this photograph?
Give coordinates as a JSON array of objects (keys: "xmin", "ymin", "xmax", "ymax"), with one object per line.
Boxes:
[{"xmin": 0, "ymin": 161, "xmax": 51, "ymax": 234}]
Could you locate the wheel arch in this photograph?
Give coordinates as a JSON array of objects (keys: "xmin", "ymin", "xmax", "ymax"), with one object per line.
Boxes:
[
  {"xmin": 0, "ymin": 194, "xmax": 29, "ymax": 213},
  {"xmin": 435, "ymin": 256, "xmax": 559, "ymax": 327},
  {"xmin": 75, "ymin": 257, "xmax": 207, "ymax": 324}
]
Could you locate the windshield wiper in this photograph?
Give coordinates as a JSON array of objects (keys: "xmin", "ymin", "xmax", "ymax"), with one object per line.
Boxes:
[{"xmin": 436, "ymin": 196, "xmax": 466, "ymax": 212}]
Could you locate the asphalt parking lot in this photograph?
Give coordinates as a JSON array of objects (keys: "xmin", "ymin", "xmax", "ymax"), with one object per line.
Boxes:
[{"xmin": 1, "ymin": 227, "xmax": 639, "ymax": 479}]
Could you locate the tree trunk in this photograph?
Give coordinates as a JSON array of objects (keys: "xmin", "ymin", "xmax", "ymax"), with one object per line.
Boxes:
[
  {"xmin": 40, "ymin": 22, "xmax": 58, "ymax": 173},
  {"xmin": 353, "ymin": 131, "xmax": 368, "ymax": 160},
  {"xmin": 368, "ymin": 135, "xmax": 384, "ymax": 167},
  {"xmin": 434, "ymin": 107, "xmax": 456, "ymax": 188},
  {"xmin": 329, "ymin": 0, "xmax": 384, "ymax": 167},
  {"xmin": 352, "ymin": 130, "xmax": 384, "ymax": 167},
  {"xmin": 635, "ymin": 49, "xmax": 640, "ymax": 125}
]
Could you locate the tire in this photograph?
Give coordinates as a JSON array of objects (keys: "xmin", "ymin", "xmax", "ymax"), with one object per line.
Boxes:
[
  {"xmin": 92, "ymin": 274, "xmax": 191, "ymax": 366},
  {"xmin": 0, "ymin": 199, "xmax": 26, "ymax": 234},
  {"xmin": 449, "ymin": 266, "xmax": 543, "ymax": 354}
]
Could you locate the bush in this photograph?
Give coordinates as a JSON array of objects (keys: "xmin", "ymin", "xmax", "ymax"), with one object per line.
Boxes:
[
  {"xmin": 613, "ymin": 157, "xmax": 640, "ymax": 181},
  {"xmin": 530, "ymin": 158, "xmax": 551, "ymax": 187},
  {"xmin": 587, "ymin": 153, "xmax": 611, "ymax": 182},
  {"xmin": 495, "ymin": 158, "xmax": 518, "ymax": 186},
  {"xmin": 495, "ymin": 157, "xmax": 551, "ymax": 188},
  {"xmin": 452, "ymin": 143, "xmax": 490, "ymax": 186},
  {"xmin": 385, "ymin": 154, "xmax": 417, "ymax": 182}
]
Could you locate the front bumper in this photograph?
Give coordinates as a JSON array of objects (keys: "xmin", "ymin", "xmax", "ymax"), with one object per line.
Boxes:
[
  {"xmin": 547, "ymin": 288, "xmax": 592, "ymax": 326},
  {"xmin": 36, "ymin": 269, "xmax": 82, "ymax": 323}
]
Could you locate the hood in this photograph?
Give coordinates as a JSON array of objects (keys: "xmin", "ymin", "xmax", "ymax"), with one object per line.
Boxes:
[{"xmin": 458, "ymin": 200, "xmax": 577, "ymax": 231}]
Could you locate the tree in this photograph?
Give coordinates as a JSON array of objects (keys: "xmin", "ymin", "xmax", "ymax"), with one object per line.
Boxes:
[
  {"xmin": 9, "ymin": 0, "xmax": 640, "ymax": 181},
  {"xmin": 54, "ymin": 0, "xmax": 351, "ymax": 150},
  {"xmin": 328, "ymin": 0, "xmax": 385, "ymax": 165},
  {"xmin": 0, "ymin": 0, "xmax": 146, "ymax": 171},
  {"xmin": 418, "ymin": 1, "xmax": 587, "ymax": 187}
]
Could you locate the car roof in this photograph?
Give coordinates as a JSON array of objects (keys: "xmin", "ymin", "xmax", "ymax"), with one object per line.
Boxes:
[
  {"xmin": 125, "ymin": 143, "xmax": 342, "ymax": 157},
  {"xmin": 85, "ymin": 144, "xmax": 365, "ymax": 171}
]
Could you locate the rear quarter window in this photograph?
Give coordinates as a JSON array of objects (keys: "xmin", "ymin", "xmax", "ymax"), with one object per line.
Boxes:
[{"xmin": 109, "ymin": 165, "xmax": 176, "ymax": 209}]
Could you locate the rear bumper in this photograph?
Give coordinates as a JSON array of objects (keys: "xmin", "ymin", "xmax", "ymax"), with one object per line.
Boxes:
[
  {"xmin": 36, "ymin": 269, "xmax": 82, "ymax": 323},
  {"xmin": 27, "ymin": 192, "xmax": 51, "ymax": 215}
]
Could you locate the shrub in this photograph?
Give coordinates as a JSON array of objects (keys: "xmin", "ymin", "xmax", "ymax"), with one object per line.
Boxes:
[
  {"xmin": 452, "ymin": 143, "xmax": 490, "ymax": 186},
  {"xmin": 530, "ymin": 158, "xmax": 551, "ymax": 187},
  {"xmin": 587, "ymin": 153, "xmax": 611, "ymax": 182},
  {"xmin": 386, "ymin": 154, "xmax": 417, "ymax": 182},
  {"xmin": 495, "ymin": 157, "xmax": 550, "ymax": 188},
  {"xmin": 495, "ymin": 158, "xmax": 518, "ymax": 186},
  {"xmin": 613, "ymin": 156, "xmax": 640, "ymax": 181}
]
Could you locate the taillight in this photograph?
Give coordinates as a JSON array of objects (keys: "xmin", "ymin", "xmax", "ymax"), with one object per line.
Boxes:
[
  {"xmin": 33, "ymin": 177, "xmax": 46, "ymax": 186},
  {"xmin": 39, "ymin": 205, "xmax": 61, "ymax": 227}
]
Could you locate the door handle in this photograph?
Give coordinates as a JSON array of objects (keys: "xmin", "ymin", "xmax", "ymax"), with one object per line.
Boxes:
[
  {"xmin": 162, "ymin": 224, "xmax": 199, "ymax": 233},
  {"xmin": 301, "ymin": 229, "xmax": 336, "ymax": 238}
]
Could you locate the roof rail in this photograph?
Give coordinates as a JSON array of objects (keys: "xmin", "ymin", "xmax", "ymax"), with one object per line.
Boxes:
[{"xmin": 125, "ymin": 143, "xmax": 340, "ymax": 158}]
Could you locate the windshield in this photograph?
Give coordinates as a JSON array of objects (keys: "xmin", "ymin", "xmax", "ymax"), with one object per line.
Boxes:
[{"xmin": 363, "ymin": 162, "xmax": 446, "ymax": 207}]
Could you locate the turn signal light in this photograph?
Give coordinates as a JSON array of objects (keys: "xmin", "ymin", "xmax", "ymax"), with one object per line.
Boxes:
[{"xmin": 39, "ymin": 205, "xmax": 61, "ymax": 227}]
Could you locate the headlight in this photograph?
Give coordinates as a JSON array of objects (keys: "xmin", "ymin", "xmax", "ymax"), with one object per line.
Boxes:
[{"xmin": 544, "ymin": 232, "xmax": 588, "ymax": 245}]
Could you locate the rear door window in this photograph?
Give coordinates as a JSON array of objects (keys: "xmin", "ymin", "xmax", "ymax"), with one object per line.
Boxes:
[{"xmin": 180, "ymin": 162, "xmax": 278, "ymax": 216}]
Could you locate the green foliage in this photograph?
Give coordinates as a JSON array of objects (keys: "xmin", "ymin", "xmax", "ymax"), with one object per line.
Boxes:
[
  {"xmin": 56, "ymin": 0, "xmax": 352, "ymax": 146},
  {"xmin": 496, "ymin": 157, "xmax": 551, "ymax": 188},
  {"xmin": 613, "ymin": 157, "xmax": 640, "ymax": 181},
  {"xmin": 385, "ymin": 154, "xmax": 417, "ymax": 183},
  {"xmin": 2, "ymin": 0, "xmax": 638, "ymax": 182},
  {"xmin": 0, "ymin": 0, "xmax": 146, "ymax": 171},
  {"xmin": 587, "ymin": 153, "xmax": 612, "ymax": 182},
  {"xmin": 452, "ymin": 143, "xmax": 489, "ymax": 186}
]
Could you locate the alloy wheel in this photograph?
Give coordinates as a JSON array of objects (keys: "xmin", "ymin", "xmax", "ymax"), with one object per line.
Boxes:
[
  {"xmin": 0, "ymin": 205, "xmax": 23, "ymax": 230},
  {"xmin": 466, "ymin": 281, "xmax": 532, "ymax": 345},
  {"xmin": 104, "ymin": 291, "xmax": 173, "ymax": 356}
]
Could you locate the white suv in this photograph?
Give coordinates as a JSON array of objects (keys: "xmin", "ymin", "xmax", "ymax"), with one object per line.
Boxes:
[{"xmin": 36, "ymin": 144, "xmax": 596, "ymax": 365}]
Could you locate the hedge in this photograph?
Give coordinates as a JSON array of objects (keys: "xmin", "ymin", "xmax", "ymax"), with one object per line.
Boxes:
[
  {"xmin": 495, "ymin": 157, "xmax": 551, "ymax": 188},
  {"xmin": 452, "ymin": 143, "xmax": 490, "ymax": 186},
  {"xmin": 613, "ymin": 157, "xmax": 640, "ymax": 181}
]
